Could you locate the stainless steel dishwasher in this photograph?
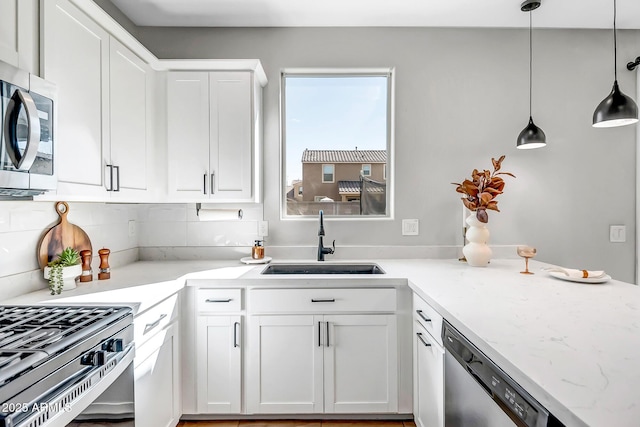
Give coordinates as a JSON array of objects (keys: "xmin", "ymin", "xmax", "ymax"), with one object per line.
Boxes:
[{"xmin": 442, "ymin": 320, "xmax": 565, "ymax": 427}]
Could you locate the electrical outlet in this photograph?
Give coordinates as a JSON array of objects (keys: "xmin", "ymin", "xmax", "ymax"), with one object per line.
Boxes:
[
  {"xmin": 402, "ymin": 219, "xmax": 419, "ymax": 236},
  {"xmin": 609, "ymin": 225, "xmax": 626, "ymax": 243},
  {"xmin": 258, "ymin": 221, "xmax": 269, "ymax": 237},
  {"xmin": 128, "ymin": 220, "xmax": 136, "ymax": 238}
]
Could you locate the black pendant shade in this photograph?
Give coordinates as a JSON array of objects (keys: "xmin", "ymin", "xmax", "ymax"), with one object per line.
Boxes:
[
  {"xmin": 592, "ymin": 0, "xmax": 639, "ymax": 128},
  {"xmin": 517, "ymin": 1, "xmax": 546, "ymax": 149},
  {"xmin": 592, "ymin": 80, "xmax": 639, "ymax": 128},
  {"xmin": 517, "ymin": 117, "xmax": 547, "ymax": 149}
]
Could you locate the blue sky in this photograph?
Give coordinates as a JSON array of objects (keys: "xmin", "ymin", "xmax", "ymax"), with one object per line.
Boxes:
[{"xmin": 284, "ymin": 75, "xmax": 388, "ymax": 184}]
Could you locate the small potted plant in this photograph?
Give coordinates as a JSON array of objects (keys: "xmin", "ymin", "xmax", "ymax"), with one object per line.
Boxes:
[{"xmin": 44, "ymin": 247, "xmax": 82, "ymax": 295}]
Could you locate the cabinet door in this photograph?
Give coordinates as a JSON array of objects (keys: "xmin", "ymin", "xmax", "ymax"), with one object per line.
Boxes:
[
  {"xmin": 108, "ymin": 36, "xmax": 149, "ymax": 196},
  {"xmin": 167, "ymin": 72, "xmax": 210, "ymax": 199},
  {"xmin": 0, "ymin": 0, "xmax": 18, "ymax": 66},
  {"xmin": 196, "ymin": 315, "xmax": 242, "ymax": 413},
  {"xmin": 414, "ymin": 323, "xmax": 444, "ymax": 427},
  {"xmin": 0, "ymin": 0, "xmax": 37, "ymax": 72},
  {"xmin": 247, "ymin": 315, "xmax": 323, "ymax": 413},
  {"xmin": 209, "ymin": 72, "xmax": 253, "ymax": 201},
  {"xmin": 323, "ymin": 314, "xmax": 398, "ymax": 413},
  {"xmin": 41, "ymin": 0, "xmax": 109, "ymax": 197},
  {"xmin": 135, "ymin": 321, "xmax": 181, "ymax": 427}
]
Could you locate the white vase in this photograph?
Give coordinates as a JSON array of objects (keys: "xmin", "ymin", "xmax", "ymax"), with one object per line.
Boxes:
[
  {"xmin": 462, "ymin": 212, "xmax": 492, "ymax": 267},
  {"xmin": 44, "ymin": 264, "xmax": 82, "ymax": 291}
]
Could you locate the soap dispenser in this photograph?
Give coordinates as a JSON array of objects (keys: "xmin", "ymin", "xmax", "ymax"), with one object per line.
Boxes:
[{"xmin": 252, "ymin": 240, "xmax": 264, "ymax": 260}]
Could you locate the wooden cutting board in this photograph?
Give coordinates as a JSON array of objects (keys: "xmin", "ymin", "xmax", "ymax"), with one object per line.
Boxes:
[{"xmin": 37, "ymin": 201, "xmax": 93, "ymax": 269}]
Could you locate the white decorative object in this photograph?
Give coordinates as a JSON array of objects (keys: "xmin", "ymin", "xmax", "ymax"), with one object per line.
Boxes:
[
  {"xmin": 463, "ymin": 213, "xmax": 492, "ymax": 267},
  {"xmin": 44, "ymin": 264, "xmax": 82, "ymax": 292}
]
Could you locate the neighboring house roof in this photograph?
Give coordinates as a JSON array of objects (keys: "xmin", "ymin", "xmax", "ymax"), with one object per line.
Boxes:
[
  {"xmin": 302, "ymin": 149, "xmax": 387, "ymax": 163},
  {"xmin": 338, "ymin": 180, "xmax": 384, "ymax": 194}
]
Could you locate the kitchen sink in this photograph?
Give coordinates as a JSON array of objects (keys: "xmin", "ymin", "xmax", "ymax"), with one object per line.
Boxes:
[{"xmin": 260, "ymin": 263, "xmax": 385, "ymax": 275}]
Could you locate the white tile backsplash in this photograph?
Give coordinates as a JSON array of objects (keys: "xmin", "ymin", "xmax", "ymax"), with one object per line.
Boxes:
[
  {"xmin": 138, "ymin": 220, "xmax": 187, "ymax": 247},
  {"xmin": 186, "ymin": 220, "xmax": 258, "ymax": 246},
  {"xmin": 0, "ymin": 201, "xmax": 140, "ymax": 281}
]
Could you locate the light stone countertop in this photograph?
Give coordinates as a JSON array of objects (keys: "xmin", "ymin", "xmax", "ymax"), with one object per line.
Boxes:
[{"xmin": 3, "ymin": 258, "xmax": 638, "ymax": 427}]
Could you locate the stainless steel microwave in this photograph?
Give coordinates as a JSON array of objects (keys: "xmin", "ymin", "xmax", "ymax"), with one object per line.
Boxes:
[{"xmin": 0, "ymin": 60, "xmax": 57, "ymax": 197}]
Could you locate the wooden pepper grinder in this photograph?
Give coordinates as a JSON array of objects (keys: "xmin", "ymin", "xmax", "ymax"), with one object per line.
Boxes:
[
  {"xmin": 79, "ymin": 249, "xmax": 93, "ymax": 282},
  {"xmin": 98, "ymin": 248, "xmax": 111, "ymax": 280}
]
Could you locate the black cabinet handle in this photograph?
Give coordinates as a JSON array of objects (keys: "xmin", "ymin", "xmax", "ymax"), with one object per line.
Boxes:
[
  {"xmin": 206, "ymin": 298, "xmax": 232, "ymax": 303},
  {"xmin": 326, "ymin": 321, "xmax": 330, "ymax": 347},
  {"xmin": 416, "ymin": 310, "xmax": 432, "ymax": 323},
  {"xmin": 417, "ymin": 332, "xmax": 432, "ymax": 348},
  {"xmin": 311, "ymin": 298, "xmax": 335, "ymax": 303},
  {"xmin": 233, "ymin": 321, "xmax": 240, "ymax": 348}
]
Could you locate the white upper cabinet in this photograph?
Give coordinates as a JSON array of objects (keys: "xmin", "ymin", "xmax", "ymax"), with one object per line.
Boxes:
[
  {"xmin": 167, "ymin": 72, "xmax": 210, "ymax": 199},
  {"xmin": 109, "ymin": 36, "xmax": 151, "ymax": 196},
  {"xmin": 0, "ymin": 0, "xmax": 38, "ymax": 73},
  {"xmin": 167, "ymin": 70, "xmax": 262, "ymax": 202},
  {"xmin": 41, "ymin": 0, "xmax": 109, "ymax": 198},
  {"xmin": 40, "ymin": 0, "xmax": 154, "ymax": 201}
]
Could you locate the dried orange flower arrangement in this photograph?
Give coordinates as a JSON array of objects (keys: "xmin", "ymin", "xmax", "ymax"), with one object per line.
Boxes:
[{"xmin": 452, "ymin": 155, "xmax": 515, "ymax": 223}]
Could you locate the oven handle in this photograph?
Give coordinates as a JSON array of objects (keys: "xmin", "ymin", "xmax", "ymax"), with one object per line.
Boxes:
[{"xmin": 4, "ymin": 89, "xmax": 41, "ymax": 171}]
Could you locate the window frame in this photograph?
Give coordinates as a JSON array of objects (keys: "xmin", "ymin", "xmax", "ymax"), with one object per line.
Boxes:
[
  {"xmin": 361, "ymin": 164, "xmax": 372, "ymax": 177},
  {"xmin": 322, "ymin": 164, "xmax": 335, "ymax": 183},
  {"xmin": 280, "ymin": 68, "xmax": 395, "ymax": 220}
]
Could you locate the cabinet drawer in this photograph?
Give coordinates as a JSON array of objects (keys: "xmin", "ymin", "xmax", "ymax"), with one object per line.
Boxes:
[
  {"xmin": 196, "ymin": 288, "xmax": 242, "ymax": 313},
  {"xmin": 413, "ymin": 293, "xmax": 443, "ymax": 346},
  {"xmin": 135, "ymin": 293, "xmax": 179, "ymax": 347},
  {"xmin": 249, "ymin": 288, "xmax": 396, "ymax": 313}
]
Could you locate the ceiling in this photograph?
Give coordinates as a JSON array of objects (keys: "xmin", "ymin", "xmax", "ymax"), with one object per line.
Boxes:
[{"xmin": 108, "ymin": 0, "xmax": 640, "ymax": 29}]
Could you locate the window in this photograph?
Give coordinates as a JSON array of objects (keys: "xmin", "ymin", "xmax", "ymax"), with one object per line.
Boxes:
[
  {"xmin": 298, "ymin": 186, "xmax": 303, "ymax": 195},
  {"xmin": 282, "ymin": 69, "xmax": 393, "ymax": 217},
  {"xmin": 322, "ymin": 164, "xmax": 335, "ymax": 183}
]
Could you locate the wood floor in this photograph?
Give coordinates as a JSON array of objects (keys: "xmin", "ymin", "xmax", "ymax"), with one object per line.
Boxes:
[{"xmin": 178, "ymin": 421, "xmax": 417, "ymax": 427}]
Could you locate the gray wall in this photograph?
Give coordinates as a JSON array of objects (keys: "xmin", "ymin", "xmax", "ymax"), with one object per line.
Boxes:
[{"xmin": 136, "ymin": 26, "xmax": 639, "ymax": 283}]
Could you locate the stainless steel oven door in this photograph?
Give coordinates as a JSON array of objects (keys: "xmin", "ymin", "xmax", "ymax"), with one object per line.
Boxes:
[
  {"xmin": 66, "ymin": 352, "xmax": 135, "ymax": 426},
  {"xmin": 2, "ymin": 329, "xmax": 135, "ymax": 427}
]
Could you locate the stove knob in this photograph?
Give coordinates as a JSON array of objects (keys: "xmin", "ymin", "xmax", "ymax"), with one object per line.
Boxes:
[
  {"xmin": 103, "ymin": 338, "xmax": 124, "ymax": 352},
  {"xmin": 81, "ymin": 350, "xmax": 106, "ymax": 366}
]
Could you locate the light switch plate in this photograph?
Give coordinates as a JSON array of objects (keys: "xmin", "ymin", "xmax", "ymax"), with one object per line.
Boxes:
[
  {"xmin": 609, "ymin": 225, "xmax": 626, "ymax": 243},
  {"xmin": 128, "ymin": 220, "xmax": 136, "ymax": 238},
  {"xmin": 258, "ymin": 221, "xmax": 269, "ymax": 237},
  {"xmin": 402, "ymin": 219, "xmax": 419, "ymax": 236}
]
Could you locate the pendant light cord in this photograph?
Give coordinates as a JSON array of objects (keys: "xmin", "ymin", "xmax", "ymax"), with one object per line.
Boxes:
[
  {"xmin": 613, "ymin": 0, "xmax": 618, "ymax": 81},
  {"xmin": 529, "ymin": 11, "xmax": 533, "ymax": 116}
]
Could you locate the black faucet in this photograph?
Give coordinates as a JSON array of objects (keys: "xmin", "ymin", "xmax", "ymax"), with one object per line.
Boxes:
[{"xmin": 317, "ymin": 210, "xmax": 335, "ymax": 261}]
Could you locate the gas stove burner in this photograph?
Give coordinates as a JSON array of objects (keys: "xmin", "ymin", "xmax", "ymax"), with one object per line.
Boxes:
[{"xmin": 0, "ymin": 327, "xmax": 63, "ymax": 350}]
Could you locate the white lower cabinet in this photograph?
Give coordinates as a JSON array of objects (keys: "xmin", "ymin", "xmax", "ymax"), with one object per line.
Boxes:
[
  {"xmin": 191, "ymin": 288, "xmax": 244, "ymax": 414},
  {"xmin": 134, "ymin": 320, "xmax": 181, "ymax": 427},
  {"xmin": 247, "ymin": 315, "xmax": 324, "ymax": 413},
  {"xmin": 413, "ymin": 294, "xmax": 445, "ymax": 427},
  {"xmin": 324, "ymin": 314, "xmax": 398, "ymax": 413},
  {"xmin": 196, "ymin": 315, "xmax": 242, "ymax": 413},
  {"xmin": 246, "ymin": 288, "xmax": 398, "ymax": 415}
]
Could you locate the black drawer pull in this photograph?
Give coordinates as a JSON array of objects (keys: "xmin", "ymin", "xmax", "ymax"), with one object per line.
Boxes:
[
  {"xmin": 417, "ymin": 332, "xmax": 432, "ymax": 348},
  {"xmin": 206, "ymin": 298, "xmax": 233, "ymax": 303},
  {"xmin": 311, "ymin": 298, "xmax": 335, "ymax": 303},
  {"xmin": 416, "ymin": 309, "xmax": 432, "ymax": 323}
]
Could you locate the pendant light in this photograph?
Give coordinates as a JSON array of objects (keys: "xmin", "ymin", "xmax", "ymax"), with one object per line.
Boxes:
[
  {"xmin": 592, "ymin": 0, "xmax": 638, "ymax": 128},
  {"xmin": 517, "ymin": 0, "xmax": 546, "ymax": 150}
]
